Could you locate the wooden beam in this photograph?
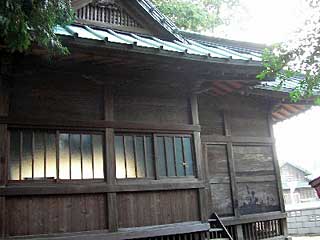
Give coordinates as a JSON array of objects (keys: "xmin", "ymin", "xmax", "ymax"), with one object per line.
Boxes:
[
  {"xmin": 223, "ymin": 110, "xmax": 239, "ymax": 218},
  {"xmin": 221, "ymin": 211, "xmax": 287, "ymax": 226},
  {"xmin": 0, "ymin": 117, "xmax": 201, "ymax": 133},
  {"xmin": 189, "ymin": 95, "xmax": 208, "ymax": 222},
  {"xmin": 281, "ymin": 104, "xmax": 300, "ymax": 114},
  {"xmin": 103, "ymin": 86, "xmax": 118, "ymax": 232},
  {"xmin": 0, "ymin": 78, "xmax": 8, "ymax": 239},
  {"xmin": 5, "ymin": 221, "xmax": 209, "ymax": 240},
  {"xmin": 267, "ymin": 111, "xmax": 286, "ymax": 215},
  {"xmin": 0, "ymin": 181, "xmax": 205, "ymax": 196}
]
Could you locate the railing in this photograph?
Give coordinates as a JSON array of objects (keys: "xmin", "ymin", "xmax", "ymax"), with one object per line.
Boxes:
[
  {"xmin": 139, "ymin": 231, "xmax": 207, "ymax": 240},
  {"xmin": 242, "ymin": 219, "xmax": 283, "ymax": 240},
  {"xmin": 208, "ymin": 213, "xmax": 233, "ymax": 240}
]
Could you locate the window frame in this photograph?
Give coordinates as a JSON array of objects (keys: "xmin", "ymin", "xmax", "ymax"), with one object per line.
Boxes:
[
  {"xmin": 114, "ymin": 132, "xmax": 197, "ymax": 181},
  {"xmin": 7, "ymin": 128, "xmax": 106, "ymax": 183}
]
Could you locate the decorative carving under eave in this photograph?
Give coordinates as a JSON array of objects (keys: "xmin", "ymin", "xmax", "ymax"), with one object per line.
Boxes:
[
  {"xmin": 75, "ymin": 0, "xmax": 143, "ymax": 29},
  {"xmin": 90, "ymin": 0, "xmax": 117, "ymax": 9}
]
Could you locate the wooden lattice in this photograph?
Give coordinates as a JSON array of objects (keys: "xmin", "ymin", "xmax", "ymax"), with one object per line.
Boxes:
[{"xmin": 76, "ymin": 0, "xmax": 143, "ymax": 28}]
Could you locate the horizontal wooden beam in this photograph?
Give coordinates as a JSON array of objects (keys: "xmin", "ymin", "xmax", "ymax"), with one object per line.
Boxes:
[
  {"xmin": 0, "ymin": 180, "xmax": 205, "ymax": 196},
  {"xmin": 221, "ymin": 211, "xmax": 286, "ymax": 226},
  {"xmin": 201, "ymin": 135, "xmax": 274, "ymax": 144},
  {"xmin": 0, "ymin": 117, "xmax": 200, "ymax": 133},
  {"xmin": 8, "ymin": 221, "xmax": 209, "ymax": 240},
  {"xmin": 236, "ymin": 175, "xmax": 276, "ymax": 183}
]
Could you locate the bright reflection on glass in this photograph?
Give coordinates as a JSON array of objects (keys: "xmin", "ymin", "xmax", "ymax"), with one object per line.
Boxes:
[
  {"xmin": 115, "ymin": 134, "xmax": 154, "ymax": 179},
  {"xmin": 34, "ymin": 132, "xmax": 44, "ymax": 178},
  {"xmin": 46, "ymin": 134, "xmax": 56, "ymax": 179},
  {"xmin": 82, "ymin": 134, "xmax": 93, "ymax": 179},
  {"xmin": 92, "ymin": 135, "xmax": 104, "ymax": 179},
  {"xmin": 9, "ymin": 130, "xmax": 104, "ymax": 181},
  {"xmin": 59, "ymin": 133, "xmax": 70, "ymax": 179},
  {"xmin": 9, "ymin": 131, "xmax": 20, "ymax": 180}
]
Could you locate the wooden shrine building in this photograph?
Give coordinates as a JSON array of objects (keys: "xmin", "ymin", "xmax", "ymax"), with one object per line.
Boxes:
[{"xmin": 0, "ymin": 0, "xmax": 312, "ymax": 239}]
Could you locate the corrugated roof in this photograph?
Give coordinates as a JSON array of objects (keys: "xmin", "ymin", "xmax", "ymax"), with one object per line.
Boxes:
[
  {"xmin": 256, "ymin": 76, "xmax": 303, "ymax": 93},
  {"xmin": 54, "ymin": 24, "xmax": 262, "ymax": 65}
]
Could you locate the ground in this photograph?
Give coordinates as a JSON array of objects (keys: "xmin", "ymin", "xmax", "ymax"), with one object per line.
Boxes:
[{"xmin": 292, "ymin": 237, "xmax": 320, "ymax": 240}]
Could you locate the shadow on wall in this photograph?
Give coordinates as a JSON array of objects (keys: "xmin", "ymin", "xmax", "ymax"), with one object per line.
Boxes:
[{"xmin": 239, "ymin": 185, "xmax": 279, "ymax": 215}]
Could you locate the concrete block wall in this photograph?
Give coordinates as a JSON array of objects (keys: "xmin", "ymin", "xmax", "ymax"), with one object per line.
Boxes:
[{"xmin": 287, "ymin": 207, "xmax": 320, "ymax": 236}]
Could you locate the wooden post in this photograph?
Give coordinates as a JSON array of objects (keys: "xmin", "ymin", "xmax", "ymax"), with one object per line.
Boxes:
[
  {"xmin": 267, "ymin": 109, "xmax": 286, "ymax": 213},
  {"xmin": 104, "ymin": 85, "xmax": 118, "ymax": 232},
  {"xmin": 190, "ymin": 95, "xmax": 208, "ymax": 222},
  {"xmin": 235, "ymin": 224, "xmax": 244, "ymax": 240},
  {"xmin": 223, "ymin": 110, "xmax": 240, "ymax": 218},
  {"xmin": 0, "ymin": 77, "xmax": 9, "ymax": 238}
]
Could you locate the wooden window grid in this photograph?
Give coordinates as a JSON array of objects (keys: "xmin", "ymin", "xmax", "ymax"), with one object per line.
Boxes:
[
  {"xmin": 115, "ymin": 133, "xmax": 196, "ymax": 179},
  {"xmin": 8, "ymin": 129, "xmax": 104, "ymax": 181}
]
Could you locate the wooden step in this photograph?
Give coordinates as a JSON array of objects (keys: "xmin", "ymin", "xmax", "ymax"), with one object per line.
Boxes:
[
  {"xmin": 208, "ymin": 218, "xmax": 217, "ymax": 222},
  {"xmin": 209, "ymin": 228, "xmax": 223, "ymax": 232},
  {"xmin": 209, "ymin": 238, "xmax": 229, "ymax": 240}
]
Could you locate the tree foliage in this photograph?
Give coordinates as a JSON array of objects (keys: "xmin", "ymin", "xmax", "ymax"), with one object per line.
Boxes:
[
  {"xmin": 152, "ymin": 0, "xmax": 239, "ymax": 32},
  {"xmin": 258, "ymin": 0, "xmax": 320, "ymax": 103},
  {"xmin": 0, "ymin": 0, "xmax": 74, "ymax": 54}
]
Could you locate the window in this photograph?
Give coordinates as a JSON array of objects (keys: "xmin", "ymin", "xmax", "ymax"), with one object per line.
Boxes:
[
  {"xmin": 9, "ymin": 129, "xmax": 104, "ymax": 181},
  {"xmin": 115, "ymin": 133, "xmax": 195, "ymax": 179},
  {"xmin": 115, "ymin": 134, "xmax": 154, "ymax": 179}
]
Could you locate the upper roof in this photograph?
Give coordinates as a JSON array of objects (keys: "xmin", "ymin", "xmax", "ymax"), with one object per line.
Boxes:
[
  {"xmin": 281, "ymin": 162, "xmax": 312, "ymax": 176},
  {"xmin": 60, "ymin": 0, "xmax": 312, "ymax": 122}
]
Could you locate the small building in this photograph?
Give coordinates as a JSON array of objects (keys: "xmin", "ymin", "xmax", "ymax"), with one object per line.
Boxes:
[
  {"xmin": 0, "ymin": 0, "xmax": 314, "ymax": 239},
  {"xmin": 280, "ymin": 162, "xmax": 320, "ymax": 236},
  {"xmin": 281, "ymin": 162, "xmax": 318, "ymax": 206}
]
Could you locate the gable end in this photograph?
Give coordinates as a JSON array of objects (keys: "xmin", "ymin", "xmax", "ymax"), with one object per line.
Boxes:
[{"xmin": 73, "ymin": 0, "xmax": 150, "ymax": 34}]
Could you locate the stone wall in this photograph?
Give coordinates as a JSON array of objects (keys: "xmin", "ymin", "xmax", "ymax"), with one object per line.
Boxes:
[{"xmin": 287, "ymin": 207, "xmax": 320, "ymax": 236}]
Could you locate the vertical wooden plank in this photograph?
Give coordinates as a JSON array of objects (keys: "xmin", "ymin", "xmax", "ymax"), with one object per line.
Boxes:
[
  {"xmin": 122, "ymin": 136, "xmax": 128, "ymax": 179},
  {"xmin": 281, "ymin": 218, "xmax": 288, "ymax": 237},
  {"xmin": 172, "ymin": 137, "xmax": 178, "ymax": 176},
  {"xmin": 31, "ymin": 131, "xmax": 34, "ymax": 179},
  {"xmin": 91, "ymin": 134, "xmax": 95, "ymax": 179},
  {"xmin": 133, "ymin": 136, "xmax": 138, "ymax": 178},
  {"xmin": 163, "ymin": 137, "xmax": 169, "ymax": 176},
  {"xmin": 56, "ymin": 131, "xmax": 60, "ymax": 181},
  {"xmin": 153, "ymin": 134, "xmax": 160, "ymax": 180},
  {"xmin": 235, "ymin": 224, "xmax": 244, "ymax": 240},
  {"xmin": 80, "ymin": 134, "xmax": 83, "ymax": 179},
  {"xmin": 268, "ymin": 110, "xmax": 286, "ymax": 214},
  {"xmin": 68, "ymin": 134, "xmax": 72, "ymax": 180},
  {"xmin": 104, "ymin": 85, "xmax": 118, "ymax": 232},
  {"xmin": 19, "ymin": 131, "xmax": 22, "ymax": 181},
  {"xmin": 190, "ymin": 95, "xmax": 207, "ymax": 223},
  {"xmin": 43, "ymin": 133, "xmax": 47, "ymax": 179},
  {"xmin": 224, "ymin": 110, "xmax": 239, "ymax": 218},
  {"xmin": 143, "ymin": 136, "xmax": 148, "ymax": 177}
]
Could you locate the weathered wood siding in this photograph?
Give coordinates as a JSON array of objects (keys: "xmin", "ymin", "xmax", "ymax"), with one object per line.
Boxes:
[
  {"xmin": 206, "ymin": 144, "xmax": 233, "ymax": 216},
  {"xmin": 117, "ymin": 190, "xmax": 200, "ymax": 228},
  {"xmin": 114, "ymin": 94, "xmax": 192, "ymax": 124},
  {"xmin": 7, "ymin": 194, "xmax": 107, "ymax": 236},
  {"xmin": 0, "ymin": 75, "xmax": 204, "ymax": 239},
  {"xmin": 199, "ymin": 94, "xmax": 281, "ymax": 217},
  {"xmin": 9, "ymin": 74, "xmax": 104, "ymax": 120}
]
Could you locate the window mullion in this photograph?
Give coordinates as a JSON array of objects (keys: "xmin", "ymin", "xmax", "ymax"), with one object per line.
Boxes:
[
  {"xmin": 153, "ymin": 133, "xmax": 160, "ymax": 180},
  {"xmin": 56, "ymin": 131, "xmax": 60, "ymax": 182}
]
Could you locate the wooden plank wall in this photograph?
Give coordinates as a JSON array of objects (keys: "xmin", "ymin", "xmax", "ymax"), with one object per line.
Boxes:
[
  {"xmin": 0, "ymin": 77, "xmax": 8, "ymax": 238},
  {"xmin": 0, "ymin": 75, "xmax": 204, "ymax": 238},
  {"xmin": 117, "ymin": 190, "xmax": 200, "ymax": 228},
  {"xmin": 9, "ymin": 73, "xmax": 104, "ymax": 120},
  {"xmin": 199, "ymin": 94, "xmax": 283, "ymax": 219},
  {"xmin": 7, "ymin": 194, "xmax": 107, "ymax": 236}
]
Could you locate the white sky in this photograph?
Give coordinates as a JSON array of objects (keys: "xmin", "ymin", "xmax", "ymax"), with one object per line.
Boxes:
[
  {"xmin": 215, "ymin": 0, "xmax": 320, "ymax": 176},
  {"xmin": 274, "ymin": 107, "xmax": 320, "ymax": 177},
  {"xmin": 215, "ymin": 0, "xmax": 311, "ymax": 44}
]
